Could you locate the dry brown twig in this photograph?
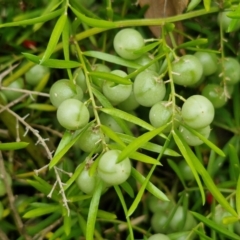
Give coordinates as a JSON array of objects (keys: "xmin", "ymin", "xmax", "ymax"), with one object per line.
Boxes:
[
  {"xmin": 0, "ymin": 228, "xmax": 10, "ymax": 240},
  {"xmin": 0, "ymin": 63, "xmax": 19, "ymax": 84},
  {"xmin": 104, "ymin": 215, "xmax": 147, "ymax": 234},
  {"xmin": 0, "ymin": 86, "xmax": 50, "ymax": 97},
  {"xmin": 0, "ymin": 105, "xmax": 71, "ymax": 216},
  {"xmin": 31, "ymin": 124, "xmax": 63, "ymax": 138},
  {"xmin": 32, "ymin": 217, "xmax": 63, "ymax": 240},
  {"xmin": 0, "ymin": 93, "xmax": 29, "ymax": 114}
]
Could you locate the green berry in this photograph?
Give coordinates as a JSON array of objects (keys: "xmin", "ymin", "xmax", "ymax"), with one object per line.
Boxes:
[
  {"xmin": 113, "ymin": 28, "xmax": 145, "ymax": 60},
  {"xmin": 50, "ymin": 79, "xmax": 83, "ymax": 108},
  {"xmin": 25, "ymin": 65, "xmax": 49, "ymax": 86},
  {"xmin": 98, "ymin": 150, "xmax": 131, "ymax": 186},
  {"xmin": 133, "ymin": 71, "xmax": 166, "ymax": 107},
  {"xmin": 57, "ymin": 99, "xmax": 90, "ymax": 130},
  {"xmin": 172, "ymin": 55, "xmax": 203, "ymax": 86}
]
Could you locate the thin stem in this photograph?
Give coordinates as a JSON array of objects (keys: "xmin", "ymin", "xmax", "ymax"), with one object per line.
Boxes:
[
  {"xmin": 218, "ymin": 12, "xmax": 231, "ymax": 100},
  {"xmin": 161, "ymin": 27, "xmax": 178, "ymax": 132},
  {"xmin": 31, "ymin": 124, "xmax": 63, "ymax": 138},
  {"xmin": 32, "ymin": 217, "xmax": 62, "ymax": 240},
  {"xmin": 0, "ymin": 63, "xmax": 19, "ymax": 83},
  {"xmin": 114, "ymin": 7, "xmax": 219, "ymax": 27},
  {"xmin": 0, "ymin": 86, "xmax": 50, "ymax": 97},
  {"xmin": 0, "ymin": 228, "xmax": 9, "ymax": 240},
  {"xmin": 175, "ymin": 93, "xmax": 187, "ymax": 102},
  {"xmin": 2, "ymin": 107, "xmax": 52, "ymax": 159},
  {"xmin": 0, "ymin": 93, "xmax": 28, "ymax": 114},
  {"xmin": 73, "ymin": 40, "xmax": 108, "ymax": 149},
  {"xmin": 54, "ymin": 167, "xmax": 70, "ymax": 216},
  {"xmin": 212, "ymin": 121, "xmax": 239, "ymax": 134},
  {"xmin": 73, "ymin": 41, "xmax": 101, "ymax": 125},
  {"xmin": 105, "ymin": 215, "xmax": 146, "ymax": 233}
]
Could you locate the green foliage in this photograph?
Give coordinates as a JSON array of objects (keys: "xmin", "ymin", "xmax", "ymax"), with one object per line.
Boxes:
[{"xmin": 1, "ymin": 0, "xmax": 240, "ymax": 239}]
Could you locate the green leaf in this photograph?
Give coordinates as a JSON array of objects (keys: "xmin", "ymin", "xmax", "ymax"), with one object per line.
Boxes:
[
  {"xmin": 194, "ymin": 229, "xmax": 213, "ymax": 240},
  {"xmin": 92, "ymin": 89, "xmax": 132, "ymax": 135},
  {"xmin": 33, "ymin": 0, "xmax": 61, "ymax": 32},
  {"xmin": 130, "ymin": 152, "xmax": 161, "ymax": 165},
  {"xmin": 186, "ymin": 0, "xmax": 202, "ymax": 11},
  {"xmin": 167, "ymin": 159, "xmax": 187, "ymax": 189},
  {"xmin": 208, "ymin": 136, "xmax": 237, "ymax": 178},
  {"xmin": 68, "ymin": 195, "xmax": 92, "ymax": 203},
  {"xmin": 27, "ymin": 212, "xmax": 61, "ymax": 235},
  {"xmin": 64, "ymin": 214, "xmax": 71, "ymax": 236},
  {"xmin": 206, "ymin": 149, "xmax": 217, "ymax": 177},
  {"xmin": 168, "ymin": 231, "xmax": 195, "ymax": 240},
  {"xmin": 0, "ymin": 8, "xmax": 63, "ymax": 28},
  {"xmin": 86, "ymin": 180, "xmax": 103, "ymax": 240},
  {"xmin": 174, "ymin": 130, "xmax": 238, "ymax": 217},
  {"xmin": 228, "ymin": 18, "xmax": 240, "ymax": 32},
  {"xmin": 116, "ymin": 132, "xmax": 180, "ymax": 157},
  {"xmin": 63, "ymin": 162, "xmax": 85, "ymax": 191},
  {"xmin": 83, "ymin": 51, "xmax": 141, "ymax": 69},
  {"xmin": 70, "ymin": 6, "xmax": 117, "ymax": 28},
  {"xmin": 49, "ymin": 225, "xmax": 65, "ymax": 240},
  {"xmin": 114, "ymin": 185, "xmax": 134, "ymax": 239},
  {"xmin": 81, "ymin": 208, "xmax": 117, "ymax": 219},
  {"xmin": 22, "ymin": 53, "xmax": 81, "ymax": 68},
  {"xmin": 236, "ymin": 175, "xmax": 240, "ymax": 216},
  {"xmin": 128, "ymin": 166, "xmax": 169, "ymax": 217},
  {"xmin": 177, "ymin": 38, "xmax": 208, "ymax": 49},
  {"xmin": 131, "ymin": 168, "xmax": 169, "ymax": 201},
  {"xmin": 77, "ymin": 214, "xmax": 87, "ymax": 237},
  {"xmin": 34, "ymin": 72, "xmax": 51, "ymax": 92},
  {"xmin": 28, "ymin": 176, "xmax": 58, "ymax": 201},
  {"xmin": 26, "ymin": 180, "xmax": 55, "ymax": 200},
  {"xmin": 192, "ymin": 212, "xmax": 240, "ymax": 240},
  {"xmin": 89, "ymin": 71, "xmax": 132, "ymax": 85},
  {"xmin": 233, "ymin": 84, "xmax": 240, "ymax": 127},
  {"xmin": 27, "ymin": 104, "xmax": 57, "ymax": 111},
  {"xmin": 133, "ymin": 41, "xmax": 160, "ymax": 54},
  {"xmin": 117, "ymin": 124, "xmax": 168, "ymax": 163},
  {"xmin": 31, "ymin": 202, "xmax": 54, "ymax": 208},
  {"xmin": 203, "ymin": 0, "xmax": 211, "ymax": 11},
  {"xmin": 62, "ymin": 17, "xmax": 73, "ymax": 80},
  {"xmin": 100, "ymin": 125, "xmax": 126, "ymax": 147},
  {"xmin": 100, "ymin": 108, "xmax": 154, "ymax": 131},
  {"xmin": 40, "ymin": 12, "xmax": 67, "ymax": 63},
  {"xmin": 13, "ymin": 9, "xmax": 44, "ymax": 21},
  {"xmin": 227, "ymin": 5, "xmax": 240, "ymax": 18},
  {"xmin": 120, "ymin": 181, "xmax": 134, "ymax": 198},
  {"xmin": 54, "ymin": 130, "xmax": 72, "ymax": 156},
  {"xmin": 126, "ymin": 52, "xmax": 165, "ymax": 80},
  {"xmin": 23, "ymin": 205, "xmax": 61, "ymax": 218},
  {"xmin": 181, "ymin": 124, "xmax": 225, "ymax": 157},
  {"xmin": 108, "ymin": 143, "xmax": 161, "ymax": 165},
  {"xmin": 173, "ymin": 130, "xmax": 205, "ymax": 204},
  {"xmin": 222, "ymin": 216, "xmax": 239, "ymax": 225},
  {"xmin": 0, "ymin": 142, "xmax": 29, "ymax": 150},
  {"xmin": 96, "ymin": 209, "xmax": 117, "ymax": 220},
  {"xmin": 229, "ymin": 144, "xmax": 239, "ymax": 181},
  {"xmin": 49, "ymin": 123, "xmax": 91, "ymax": 169},
  {"xmin": 92, "ymin": 87, "xmax": 113, "ymax": 108}
]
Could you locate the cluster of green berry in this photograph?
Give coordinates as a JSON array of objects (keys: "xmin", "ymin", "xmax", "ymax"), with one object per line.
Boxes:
[
  {"xmin": 45, "ymin": 25, "xmax": 240, "ymax": 190},
  {"xmin": 148, "ymin": 196, "xmax": 196, "ymax": 238}
]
